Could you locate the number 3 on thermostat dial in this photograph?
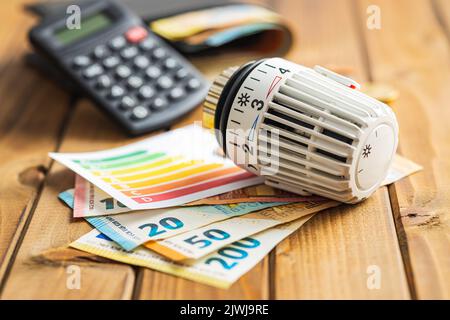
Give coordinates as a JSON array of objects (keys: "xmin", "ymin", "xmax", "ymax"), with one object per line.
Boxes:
[{"xmin": 203, "ymin": 57, "xmax": 398, "ymax": 203}]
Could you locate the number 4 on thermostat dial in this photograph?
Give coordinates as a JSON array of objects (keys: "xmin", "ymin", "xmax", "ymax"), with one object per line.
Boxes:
[{"xmin": 203, "ymin": 58, "xmax": 398, "ymax": 203}]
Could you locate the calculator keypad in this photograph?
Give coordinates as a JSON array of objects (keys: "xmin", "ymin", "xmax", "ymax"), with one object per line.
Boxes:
[{"xmin": 70, "ymin": 25, "xmax": 205, "ymax": 127}]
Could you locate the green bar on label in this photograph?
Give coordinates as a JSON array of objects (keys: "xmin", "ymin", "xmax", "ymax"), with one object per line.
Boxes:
[
  {"xmin": 73, "ymin": 150, "xmax": 148, "ymax": 164},
  {"xmin": 79, "ymin": 152, "xmax": 167, "ymax": 170}
]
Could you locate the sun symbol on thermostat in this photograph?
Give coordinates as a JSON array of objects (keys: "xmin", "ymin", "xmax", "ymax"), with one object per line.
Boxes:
[
  {"xmin": 362, "ymin": 144, "xmax": 372, "ymax": 158},
  {"xmin": 237, "ymin": 92, "xmax": 250, "ymax": 107}
]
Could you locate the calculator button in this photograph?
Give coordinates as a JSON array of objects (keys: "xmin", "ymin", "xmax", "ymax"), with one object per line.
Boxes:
[
  {"xmin": 163, "ymin": 58, "xmax": 178, "ymax": 70},
  {"xmin": 131, "ymin": 106, "xmax": 150, "ymax": 120},
  {"xmin": 83, "ymin": 64, "xmax": 104, "ymax": 78},
  {"xmin": 138, "ymin": 85, "xmax": 155, "ymax": 99},
  {"xmin": 73, "ymin": 55, "xmax": 91, "ymax": 68},
  {"xmin": 110, "ymin": 36, "xmax": 126, "ymax": 50},
  {"xmin": 175, "ymin": 68, "xmax": 189, "ymax": 80},
  {"xmin": 120, "ymin": 46, "xmax": 138, "ymax": 59},
  {"xmin": 103, "ymin": 56, "xmax": 120, "ymax": 69},
  {"xmin": 187, "ymin": 78, "xmax": 201, "ymax": 90},
  {"xmin": 115, "ymin": 65, "xmax": 132, "ymax": 79},
  {"xmin": 152, "ymin": 47, "xmax": 166, "ymax": 60},
  {"xmin": 127, "ymin": 76, "xmax": 144, "ymax": 89},
  {"xmin": 151, "ymin": 97, "xmax": 168, "ymax": 110},
  {"xmin": 96, "ymin": 74, "xmax": 113, "ymax": 89},
  {"xmin": 139, "ymin": 38, "xmax": 156, "ymax": 51},
  {"xmin": 125, "ymin": 26, "xmax": 148, "ymax": 44},
  {"xmin": 145, "ymin": 66, "xmax": 162, "ymax": 80},
  {"xmin": 110, "ymin": 85, "xmax": 125, "ymax": 98},
  {"xmin": 134, "ymin": 55, "xmax": 150, "ymax": 69},
  {"xmin": 120, "ymin": 96, "xmax": 137, "ymax": 109},
  {"xmin": 157, "ymin": 76, "xmax": 174, "ymax": 90},
  {"xmin": 169, "ymin": 87, "xmax": 185, "ymax": 100},
  {"xmin": 93, "ymin": 45, "xmax": 110, "ymax": 59}
]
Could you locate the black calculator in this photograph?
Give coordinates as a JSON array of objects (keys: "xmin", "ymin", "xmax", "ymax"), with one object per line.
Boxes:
[{"xmin": 29, "ymin": 0, "xmax": 209, "ymax": 135}]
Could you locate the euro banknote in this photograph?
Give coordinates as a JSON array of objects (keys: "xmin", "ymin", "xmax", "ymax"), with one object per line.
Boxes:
[
  {"xmin": 60, "ymin": 188, "xmax": 286, "ymax": 251},
  {"xmin": 59, "ymin": 188, "xmax": 74, "ymax": 208},
  {"xmin": 144, "ymin": 154, "xmax": 422, "ymax": 260},
  {"xmin": 145, "ymin": 201, "xmax": 337, "ymax": 260},
  {"xmin": 184, "ymin": 184, "xmax": 319, "ymax": 206},
  {"xmin": 62, "ymin": 154, "xmax": 422, "ymax": 253},
  {"xmin": 70, "ymin": 215, "xmax": 313, "ymax": 289},
  {"xmin": 72, "ymin": 174, "xmax": 309, "ymax": 218},
  {"xmin": 87, "ymin": 202, "xmax": 284, "ymax": 251}
]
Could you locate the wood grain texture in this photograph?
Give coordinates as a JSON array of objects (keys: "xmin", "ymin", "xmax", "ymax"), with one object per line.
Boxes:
[
  {"xmin": 1, "ymin": 0, "xmax": 448, "ymax": 300},
  {"xmin": 1, "ymin": 101, "xmax": 137, "ymax": 299},
  {"xmin": 272, "ymin": 0, "xmax": 410, "ymax": 299},
  {"xmin": 357, "ymin": 0, "xmax": 450, "ymax": 299},
  {"xmin": 0, "ymin": 0, "xmax": 71, "ymax": 282}
]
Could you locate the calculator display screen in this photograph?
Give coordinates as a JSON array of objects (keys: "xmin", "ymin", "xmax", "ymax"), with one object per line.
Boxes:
[{"xmin": 55, "ymin": 13, "xmax": 112, "ymax": 45}]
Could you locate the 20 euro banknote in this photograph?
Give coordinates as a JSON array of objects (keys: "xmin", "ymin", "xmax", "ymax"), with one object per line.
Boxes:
[
  {"xmin": 86, "ymin": 201, "xmax": 285, "ymax": 251},
  {"xmin": 70, "ymin": 215, "xmax": 313, "ymax": 289},
  {"xmin": 60, "ymin": 188, "xmax": 286, "ymax": 251},
  {"xmin": 145, "ymin": 201, "xmax": 337, "ymax": 260}
]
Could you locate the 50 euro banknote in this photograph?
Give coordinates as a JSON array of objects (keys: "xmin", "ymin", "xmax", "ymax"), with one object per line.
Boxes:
[
  {"xmin": 63, "ymin": 154, "xmax": 422, "ymax": 253},
  {"xmin": 73, "ymin": 174, "xmax": 313, "ymax": 218},
  {"xmin": 145, "ymin": 200, "xmax": 337, "ymax": 260},
  {"xmin": 70, "ymin": 215, "xmax": 314, "ymax": 289},
  {"xmin": 60, "ymin": 189, "xmax": 285, "ymax": 251},
  {"xmin": 144, "ymin": 154, "xmax": 423, "ymax": 261}
]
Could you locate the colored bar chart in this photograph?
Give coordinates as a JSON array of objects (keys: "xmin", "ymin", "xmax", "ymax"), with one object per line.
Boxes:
[{"xmin": 50, "ymin": 125, "xmax": 264, "ymax": 209}]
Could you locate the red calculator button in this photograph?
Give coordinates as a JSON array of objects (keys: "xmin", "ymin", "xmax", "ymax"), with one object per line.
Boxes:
[{"xmin": 125, "ymin": 26, "xmax": 148, "ymax": 43}]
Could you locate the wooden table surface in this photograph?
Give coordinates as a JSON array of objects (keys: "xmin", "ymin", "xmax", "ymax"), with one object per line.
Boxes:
[{"xmin": 0, "ymin": 0, "xmax": 449, "ymax": 300}]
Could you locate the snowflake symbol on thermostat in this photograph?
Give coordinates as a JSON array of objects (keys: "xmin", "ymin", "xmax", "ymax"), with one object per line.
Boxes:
[
  {"xmin": 362, "ymin": 144, "xmax": 372, "ymax": 158},
  {"xmin": 237, "ymin": 92, "xmax": 250, "ymax": 107}
]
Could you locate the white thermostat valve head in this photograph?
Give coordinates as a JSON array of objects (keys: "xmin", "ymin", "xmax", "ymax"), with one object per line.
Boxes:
[{"xmin": 203, "ymin": 57, "xmax": 399, "ymax": 203}]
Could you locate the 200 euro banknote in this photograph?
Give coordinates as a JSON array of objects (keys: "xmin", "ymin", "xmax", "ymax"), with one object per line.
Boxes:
[
  {"xmin": 145, "ymin": 154, "xmax": 422, "ymax": 260},
  {"xmin": 70, "ymin": 215, "xmax": 313, "ymax": 289},
  {"xmin": 145, "ymin": 200, "xmax": 337, "ymax": 260}
]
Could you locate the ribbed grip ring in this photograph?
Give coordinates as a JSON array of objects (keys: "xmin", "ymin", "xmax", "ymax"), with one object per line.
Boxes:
[{"xmin": 202, "ymin": 66, "xmax": 239, "ymax": 130}]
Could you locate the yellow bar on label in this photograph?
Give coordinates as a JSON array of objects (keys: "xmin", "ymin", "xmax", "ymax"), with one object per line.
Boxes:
[
  {"xmin": 102, "ymin": 160, "xmax": 203, "ymax": 183},
  {"xmin": 112, "ymin": 163, "xmax": 224, "ymax": 190}
]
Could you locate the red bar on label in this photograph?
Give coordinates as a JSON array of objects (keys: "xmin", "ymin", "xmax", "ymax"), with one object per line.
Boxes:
[{"xmin": 131, "ymin": 171, "xmax": 256, "ymax": 203}]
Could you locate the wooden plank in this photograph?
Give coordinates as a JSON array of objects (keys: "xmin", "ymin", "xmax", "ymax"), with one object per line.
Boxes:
[
  {"xmin": 138, "ymin": 260, "xmax": 269, "ymax": 299},
  {"xmin": 0, "ymin": 101, "xmax": 138, "ymax": 299},
  {"xmin": 0, "ymin": 0, "xmax": 71, "ymax": 282},
  {"xmin": 357, "ymin": 0, "xmax": 450, "ymax": 299},
  {"xmin": 273, "ymin": 0, "xmax": 410, "ymax": 299}
]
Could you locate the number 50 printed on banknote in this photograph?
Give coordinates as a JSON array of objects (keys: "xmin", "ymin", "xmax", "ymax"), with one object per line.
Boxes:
[{"xmin": 50, "ymin": 125, "xmax": 263, "ymax": 210}]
